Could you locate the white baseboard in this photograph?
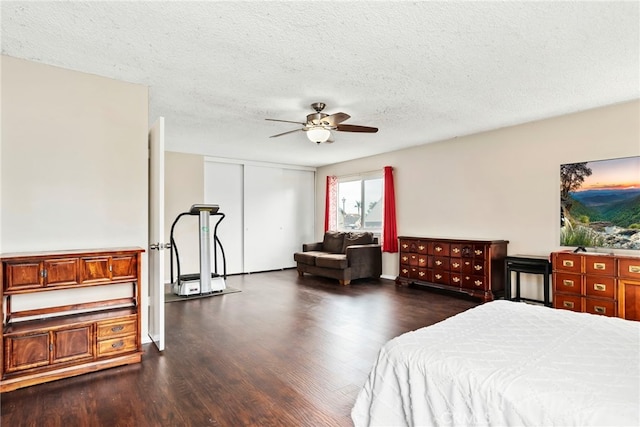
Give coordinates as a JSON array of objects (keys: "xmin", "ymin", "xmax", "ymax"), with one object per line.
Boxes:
[{"xmin": 381, "ymin": 274, "xmax": 396, "ymax": 281}]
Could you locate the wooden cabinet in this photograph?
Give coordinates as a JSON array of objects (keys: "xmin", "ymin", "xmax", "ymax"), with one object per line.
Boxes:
[
  {"xmin": 551, "ymin": 251, "xmax": 640, "ymax": 320},
  {"xmin": 1, "ymin": 248, "xmax": 144, "ymax": 392},
  {"xmin": 396, "ymin": 237, "xmax": 508, "ymax": 302}
]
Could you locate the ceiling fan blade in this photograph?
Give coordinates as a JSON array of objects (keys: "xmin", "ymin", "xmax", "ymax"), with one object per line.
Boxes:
[
  {"xmin": 269, "ymin": 128, "xmax": 303, "ymax": 138},
  {"xmin": 320, "ymin": 112, "xmax": 350, "ymax": 126},
  {"xmin": 265, "ymin": 118, "xmax": 306, "ymax": 125},
  {"xmin": 336, "ymin": 124, "xmax": 378, "ymax": 133}
]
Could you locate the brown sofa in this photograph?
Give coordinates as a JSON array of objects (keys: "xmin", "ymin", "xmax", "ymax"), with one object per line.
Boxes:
[{"xmin": 294, "ymin": 231, "xmax": 382, "ymax": 285}]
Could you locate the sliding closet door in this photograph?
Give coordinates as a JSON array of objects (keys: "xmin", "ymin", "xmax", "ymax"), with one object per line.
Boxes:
[
  {"xmin": 205, "ymin": 159, "xmax": 315, "ymax": 274},
  {"xmin": 243, "ymin": 165, "xmax": 287, "ymax": 272},
  {"xmin": 281, "ymin": 169, "xmax": 315, "ymax": 265},
  {"xmin": 204, "ymin": 161, "xmax": 244, "ymax": 274}
]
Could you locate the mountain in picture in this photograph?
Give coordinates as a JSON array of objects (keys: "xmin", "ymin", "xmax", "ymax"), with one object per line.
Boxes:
[{"xmin": 560, "ymin": 156, "xmax": 640, "ymax": 250}]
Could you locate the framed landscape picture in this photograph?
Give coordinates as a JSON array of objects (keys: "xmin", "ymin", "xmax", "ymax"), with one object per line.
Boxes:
[{"xmin": 560, "ymin": 156, "xmax": 640, "ymax": 250}]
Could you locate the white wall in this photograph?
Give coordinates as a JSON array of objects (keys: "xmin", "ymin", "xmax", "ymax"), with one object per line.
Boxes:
[
  {"xmin": 317, "ymin": 100, "xmax": 640, "ymax": 299},
  {"xmin": 164, "ymin": 151, "xmax": 204, "ymax": 281},
  {"xmin": 1, "ymin": 56, "xmax": 149, "ymax": 334}
]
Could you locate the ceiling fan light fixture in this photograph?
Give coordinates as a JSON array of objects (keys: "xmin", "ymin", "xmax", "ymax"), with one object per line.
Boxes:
[{"xmin": 306, "ymin": 127, "xmax": 331, "ymax": 144}]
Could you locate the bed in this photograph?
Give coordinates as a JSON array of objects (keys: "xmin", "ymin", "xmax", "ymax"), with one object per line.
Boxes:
[{"xmin": 352, "ymin": 300, "xmax": 640, "ymax": 426}]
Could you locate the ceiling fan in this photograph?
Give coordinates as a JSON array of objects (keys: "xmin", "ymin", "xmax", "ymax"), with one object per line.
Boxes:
[{"xmin": 265, "ymin": 102, "xmax": 378, "ymax": 144}]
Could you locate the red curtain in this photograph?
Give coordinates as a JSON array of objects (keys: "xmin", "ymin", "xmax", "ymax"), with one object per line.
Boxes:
[
  {"xmin": 324, "ymin": 175, "xmax": 338, "ymax": 232},
  {"xmin": 382, "ymin": 166, "xmax": 398, "ymax": 253}
]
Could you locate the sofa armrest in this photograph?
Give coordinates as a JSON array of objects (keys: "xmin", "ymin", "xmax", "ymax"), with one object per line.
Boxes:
[
  {"xmin": 345, "ymin": 244, "xmax": 382, "ymax": 278},
  {"xmin": 302, "ymin": 242, "xmax": 323, "ymax": 252}
]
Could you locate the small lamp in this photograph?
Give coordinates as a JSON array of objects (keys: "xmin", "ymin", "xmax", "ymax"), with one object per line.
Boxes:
[{"xmin": 306, "ymin": 127, "xmax": 331, "ymax": 144}]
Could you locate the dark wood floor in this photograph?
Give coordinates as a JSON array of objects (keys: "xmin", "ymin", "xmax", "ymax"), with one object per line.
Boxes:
[{"xmin": 1, "ymin": 269, "xmax": 479, "ymax": 426}]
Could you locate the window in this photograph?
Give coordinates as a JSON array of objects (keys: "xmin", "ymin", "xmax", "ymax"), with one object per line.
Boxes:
[{"xmin": 337, "ymin": 173, "xmax": 383, "ymax": 231}]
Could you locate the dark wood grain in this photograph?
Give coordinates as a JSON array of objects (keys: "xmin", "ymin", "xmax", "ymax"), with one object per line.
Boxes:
[{"xmin": 1, "ymin": 269, "xmax": 479, "ymax": 426}]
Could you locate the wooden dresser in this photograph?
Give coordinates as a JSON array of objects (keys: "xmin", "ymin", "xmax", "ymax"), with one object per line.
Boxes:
[
  {"xmin": 551, "ymin": 251, "xmax": 640, "ymax": 320},
  {"xmin": 1, "ymin": 247, "xmax": 144, "ymax": 392},
  {"xmin": 396, "ymin": 237, "xmax": 508, "ymax": 302}
]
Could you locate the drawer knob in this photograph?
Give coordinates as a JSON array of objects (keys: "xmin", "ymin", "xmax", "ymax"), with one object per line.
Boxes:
[
  {"xmin": 594, "ymin": 306, "xmax": 606, "ymax": 314},
  {"xmin": 563, "ymin": 301, "xmax": 574, "ymax": 308},
  {"xmin": 563, "ymin": 260, "xmax": 574, "ymax": 267},
  {"xmin": 474, "ymin": 280, "xmax": 482, "ymax": 287},
  {"xmin": 111, "ymin": 325, "xmax": 125, "ymax": 332},
  {"xmin": 593, "ymin": 283, "xmax": 606, "ymax": 292},
  {"xmin": 111, "ymin": 340, "xmax": 124, "ymax": 349},
  {"xmin": 435, "ymin": 247, "xmax": 442, "ymax": 252},
  {"xmin": 593, "ymin": 262, "xmax": 606, "ymax": 270},
  {"xmin": 418, "ymin": 271, "xmax": 425, "ymax": 277},
  {"xmin": 435, "ymin": 274, "xmax": 442, "ymax": 279},
  {"xmin": 452, "ymin": 262, "xmax": 460, "ymax": 268},
  {"xmin": 474, "ymin": 250, "xmax": 482, "ymax": 255},
  {"xmin": 419, "ymin": 259, "xmax": 425, "ymax": 264},
  {"xmin": 402, "ymin": 269, "xmax": 408, "ymax": 274},
  {"xmin": 629, "ymin": 265, "xmax": 640, "ymax": 274},
  {"xmin": 474, "ymin": 265, "xmax": 483, "ymax": 271},
  {"xmin": 562, "ymin": 279, "xmax": 574, "ymax": 287},
  {"xmin": 402, "ymin": 244, "xmax": 408, "ymax": 249},
  {"xmin": 418, "ymin": 245, "xmax": 425, "ymax": 251},
  {"xmin": 453, "ymin": 248, "xmax": 460, "ymax": 253},
  {"xmin": 402, "ymin": 256, "xmax": 408, "ymax": 262},
  {"xmin": 436, "ymin": 260, "xmax": 442, "ymax": 266},
  {"xmin": 452, "ymin": 277, "xmax": 460, "ymax": 283}
]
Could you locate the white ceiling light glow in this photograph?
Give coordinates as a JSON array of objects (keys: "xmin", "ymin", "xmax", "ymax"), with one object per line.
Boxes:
[{"xmin": 306, "ymin": 127, "xmax": 331, "ymax": 144}]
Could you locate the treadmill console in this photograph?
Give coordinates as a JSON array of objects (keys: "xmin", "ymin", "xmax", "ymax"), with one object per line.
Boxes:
[{"xmin": 189, "ymin": 204, "xmax": 220, "ymax": 215}]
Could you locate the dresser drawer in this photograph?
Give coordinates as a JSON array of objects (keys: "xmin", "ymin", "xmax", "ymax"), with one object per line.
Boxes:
[
  {"xmin": 399, "ymin": 265, "xmax": 410, "ymax": 278},
  {"xmin": 618, "ymin": 258, "xmax": 640, "ymax": 280},
  {"xmin": 462, "ymin": 275, "xmax": 486, "ymax": 291},
  {"xmin": 400, "ymin": 253, "xmax": 411, "ymax": 265},
  {"xmin": 554, "ymin": 294, "xmax": 582, "ymax": 312},
  {"xmin": 433, "ymin": 242, "xmax": 450, "ymax": 256},
  {"xmin": 432, "ymin": 271, "xmax": 450, "ymax": 285},
  {"xmin": 585, "ymin": 298, "xmax": 616, "ymax": 317},
  {"xmin": 409, "ymin": 267, "xmax": 430, "ymax": 282},
  {"xmin": 450, "ymin": 244, "xmax": 463, "ymax": 257},
  {"xmin": 416, "ymin": 241, "xmax": 429, "ymax": 254},
  {"xmin": 97, "ymin": 335, "xmax": 137, "ymax": 357},
  {"xmin": 97, "ymin": 317, "xmax": 137, "ymax": 340},
  {"xmin": 554, "ymin": 272, "xmax": 582, "ymax": 294},
  {"xmin": 450, "ymin": 258, "xmax": 463, "ymax": 271},
  {"xmin": 585, "ymin": 276, "xmax": 616, "ymax": 299},
  {"xmin": 473, "ymin": 245, "xmax": 487, "ymax": 259},
  {"xmin": 433, "ymin": 257, "xmax": 450, "ymax": 270},
  {"xmin": 553, "ymin": 253, "xmax": 582, "ymax": 273},
  {"xmin": 450, "ymin": 273, "xmax": 463, "ymax": 287},
  {"xmin": 584, "ymin": 255, "xmax": 615, "ymax": 276}
]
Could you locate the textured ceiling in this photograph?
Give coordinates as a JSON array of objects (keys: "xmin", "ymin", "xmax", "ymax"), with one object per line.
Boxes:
[{"xmin": 2, "ymin": 1, "xmax": 639, "ymax": 167}]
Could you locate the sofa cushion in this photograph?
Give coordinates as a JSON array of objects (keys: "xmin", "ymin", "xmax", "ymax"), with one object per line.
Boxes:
[
  {"xmin": 315, "ymin": 253, "xmax": 348, "ymax": 269},
  {"xmin": 294, "ymin": 251, "xmax": 325, "ymax": 266},
  {"xmin": 342, "ymin": 231, "xmax": 374, "ymax": 253},
  {"xmin": 323, "ymin": 231, "xmax": 346, "ymax": 254}
]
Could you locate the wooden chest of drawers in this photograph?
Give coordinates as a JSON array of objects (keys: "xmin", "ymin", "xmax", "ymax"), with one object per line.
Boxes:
[
  {"xmin": 551, "ymin": 251, "xmax": 640, "ymax": 320},
  {"xmin": 396, "ymin": 237, "xmax": 508, "ymax": 302}
]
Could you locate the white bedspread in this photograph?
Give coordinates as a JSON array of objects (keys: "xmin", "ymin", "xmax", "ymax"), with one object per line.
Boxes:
[{"xmin": 352, "ymin": 300, "xmax": 640, "ymax": 426}]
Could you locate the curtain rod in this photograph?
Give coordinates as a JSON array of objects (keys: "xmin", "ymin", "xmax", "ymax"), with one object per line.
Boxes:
[{"xmin": 332, "ymin": 168, "xmax": 386, "ymax": 179}]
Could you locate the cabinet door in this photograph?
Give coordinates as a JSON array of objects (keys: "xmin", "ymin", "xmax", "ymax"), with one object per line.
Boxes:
[
  {"xmin": 44, "ymin": 258, "xmax": 79, "ymax": 287},
  {"xmin": 619, "ymin": 280, "xmax": 640, "ymax": 321},
  {"xmin": 52, "ymin": 326, "xmax": 93, "ymax": 364},
  {"xmin": 4, "ymin": 332, "xmax": 50, "ymax": 373},
  {"xmin": 80, "ymin": 256, "xmax": 111, "ymax": 284},
  {"xmin": 4, "ymin": 261, "xmax": 43, "ymax": 292},
  {"xmin": 111, "ymin": 255, "xmax": 137, "ymax": 281}
]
